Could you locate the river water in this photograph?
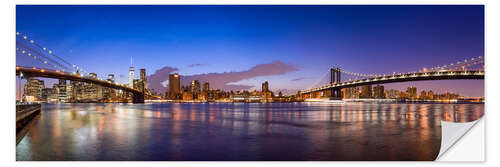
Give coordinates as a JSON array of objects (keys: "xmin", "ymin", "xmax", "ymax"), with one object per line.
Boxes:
[{"xmin": 16, "ymin": 102, "xmax": 484, "ymax": 161}]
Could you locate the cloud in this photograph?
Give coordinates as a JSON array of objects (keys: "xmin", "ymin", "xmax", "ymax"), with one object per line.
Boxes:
[
  {"xmin": 187, "ymin": 63, "xmax": 207, "ymax": 68},
  {"xmin": 291, "ymin": 77, "xmax": 306, "ymax": 82},
  {"xmin": 147, "ymin": 66, "xmax": 179, "ymax": 93},
  {"xmin": 147, "ymin": 61, "xmax": 298, "ymax": 93}
]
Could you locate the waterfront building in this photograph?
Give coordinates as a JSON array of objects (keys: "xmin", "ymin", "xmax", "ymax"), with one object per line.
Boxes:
[
  {"xmin": 360, "ymin": 85, "xmax": 372, "ymax": 98},
  {"xmin": 419, "ymin": 90, "xmax": 427, "ymax": 99},
  {"xmin": 23, "ymin": 78, "xmax": 45, "ymax": 101},
  {"xmin": 82, "ymin": 73, "xmax": 103, "ymax": 101},
  {"xmin": 261, "ymin": 81, "xmax": 273, "ymax": 101},
  {"xmin": 385, "ymin": 89, "xmax": 400, "ymax": 99},
  {"xmin": 57, "ymin": 79, "xmax": 67, "ymax": 102},
  {"xmin": 262, "ymin": 81, "xmax": 269, "ymax": 92},
  {"xmin": 428, "ymin": 90, "xmax": 435, "ymax": 100},
  {"xmin": 191, "ymin": 80, "xmax": 201, "ymax": 99},
  {"xmin": 182, "ymin": 91, "xmax": 194, "ymax": 101},
  {"xmin": 168, "ymin": 73, "xmax": 181, "ymax": 99},
  {"xmin": 407, "ymin": 86, "xmax": 417, "ymax": 99},
  {"xmin": 373, "ymin": 85, "xmax": 385, "ymax": 99},
  {"xmin": 202, "ymin": 82, "xmax": 210, "ymax": 92},
  {"xmin": 344, "ymin": 87, "xmax": 360, "ymax": 99},
  {"xmin": 41, "ymin": 88, "xmax": 55, "ymax": 102},
  {"xmin": 70, "ymin": 81, "xmax": 84, "ymax": 102},
  {"xmin": 140, "ymin": 69, "xmax": 147, "ymax": 89},
  {"xmin": 66, "ymin": 84, "xmax": 73, "ymax": 102},
  {"xmin": 399, "ymin": 91, "xmax": 408, "ymax": 99},
  {"xmin": 129, "ymin": 67, "xmax": 134, "ymax": 88}
]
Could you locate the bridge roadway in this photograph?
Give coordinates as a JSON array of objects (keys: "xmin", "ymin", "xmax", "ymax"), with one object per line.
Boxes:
[
  {"xmin": 16, "ymin": 66, "xmax": 145, "ymax": 103},
  {"xmin": 301, "ymin": 70, "xmax": 484, "ymax": 94}
]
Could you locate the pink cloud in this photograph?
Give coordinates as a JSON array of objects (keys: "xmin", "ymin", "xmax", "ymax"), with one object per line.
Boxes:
[{"xmin": 147, "ymin": 61, "xmax": 298, "ymax": 93}]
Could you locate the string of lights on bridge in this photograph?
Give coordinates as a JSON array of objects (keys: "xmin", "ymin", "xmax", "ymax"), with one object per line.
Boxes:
[
  {"xmin": 16, "ymin": 48, "xmax": 60, "ymax": 71},
  {"xmin": 16, "ymin": 32, "xmax": 89, "ymax": 75},
  {"xmin": 337, "ymin": 56, "xmax": 484, "ymax": 78},
  {"xmin": 307, "ymin": 56, "xmax": 485, "ymax": 90}
]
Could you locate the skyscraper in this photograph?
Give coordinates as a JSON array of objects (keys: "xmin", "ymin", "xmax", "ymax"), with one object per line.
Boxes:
[
  {"xmin": 83, "ymin": 73, "xmax": 103, "ymax": 101},
  {"xmin": 168, "ymin": 73, "xmax": 181, "ymax": 99},
  {"xmin": 419, "ymin": 90, "xmax": 427, "ymax": 99},
  {"xmin": 344, "ymin": 87, "xmax": 360, "ymax": 99},
  {"xmin": 262, "ymin": 81, "xmax": 269, "ymax": 92},
  {"xmin": 140, "ymin": 68, "xmax": 147, "ymax": 89},
  {"xmin": 57, "ymin": 79, "xmax": 67, "ymax": 102},
  {"xmin": 373, "ymin": 85, "xmax": 385, "ymax": 99},
  {"xmin": 407, "ymin": 86, "xmax": 417, "ymax": 99},
  {"xmin": 360, "ymin": 85, "xmax": 372, "ymax": 98},
  {"xmin": 191, "ymin": 80, "xmax": 201, "ymax": 99},
  {"xmin": 24, "ymin": 78, "xmax": 44, "ymax": 101},
  {"xmin": 129, "ymin": 67, "xmax": 135, "ymax": 88},
  {"xmin": 428, "ymin": 90, "xmax": 435, "ymax": 100},
  {"xmin": 385, "ymin": 89, "xmax": 400, "ymax": 99},
  {"xmin": 202, "ymin": 82, "xmax": 210, "ymax": 92}
]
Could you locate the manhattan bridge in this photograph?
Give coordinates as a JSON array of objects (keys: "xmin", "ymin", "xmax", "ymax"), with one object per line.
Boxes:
[{"xmin": 300, "ymin": 55, "xmax": 484, "ymax": 99}]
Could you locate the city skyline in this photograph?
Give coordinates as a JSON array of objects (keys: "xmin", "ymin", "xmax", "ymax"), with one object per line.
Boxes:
[{"xmin": 16, "ymin": 5, "xmax": 484, "ymax": 97}]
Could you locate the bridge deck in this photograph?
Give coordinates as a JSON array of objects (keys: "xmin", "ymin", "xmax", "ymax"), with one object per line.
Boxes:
[
  {"xmin": 16, "ymin": 66, "xmax": 141, "ymax": 93},
  {"xmin": 302, "ymin": 70, "xmax": 484, "ymax": 94}
]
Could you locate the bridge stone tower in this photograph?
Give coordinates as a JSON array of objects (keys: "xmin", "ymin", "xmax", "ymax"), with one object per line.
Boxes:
[
  {"xmin": 330, "ymin": 67, "xmax": 342, "ymax": 100},
  {"xmin": 132, "ymin": 92, "xmax": 145, "ymax": 103}
]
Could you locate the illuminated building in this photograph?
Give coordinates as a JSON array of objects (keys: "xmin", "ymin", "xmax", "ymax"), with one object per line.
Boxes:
[
  {"xmin": 41, "ymin": 88, "xmax": 54, "ymax": 102},
  {"xmin": 70, "ymin": 81, "xmax": 84, "ymax": 101},
  {"xmin": 191, "ymin": 80, "xmax": 201, "ymax": 99},
  {"xmin": 261, "ymin": 81, "xmax": 273, "ymax": 102},
  {"xmin": 168, "ymin": 73, "xmax": 180, "ymax": 99},
  {"xmin": 82, "ymin": 73, "xmax": 103, "ymax": 101},
  {"xmin": 428, "ymin": 90, "xmax": 434, "ymax": 100},
  {"xmin": 407, "ymin": 86, "xmax": 417, "ymax": 99},
  {"xmin": 419, "ymin": 90, "xmax": 427, "ymax": 99},
  {"xmin": 140, "ymin": 68, "xmax": 147, "ymax": 89},
  {"xmin": 262, "ymin": 81, "xmax": 269, "ymax": 92},
  {"xmin": 182, "ymin": 91, "xmax": 194, "ymax": 101},
  {"xmin": 360, "ymin": 85, "xmax": 372, "ymax": 98},
  {"xmin": 202, "ymin": 82, "xmax": 210, "ymax": 92},
  {"xmin": 57, "ymin": 79, "xmax": 67, "ymax": 102},
  {"xmin": 385, "ymin": 89, "xmax": 400, "ymax": 99},
  {"xmin": 129, "ymin": 67, "xmax": 134, "ymax": 88},
  {"xmin": 344, "ymin": 87, "xmax": 360, "ymax": 99},
  {"xmin": 373, "ymin": 85, "xmax": 385, "ymax": 99},
  {"xmin": 66, "ymin": 84, "xmax": 73, "ymax": 102},
  {"xmin": 23, "ymin": 78, "xmax": 44, "ymax": 101}
]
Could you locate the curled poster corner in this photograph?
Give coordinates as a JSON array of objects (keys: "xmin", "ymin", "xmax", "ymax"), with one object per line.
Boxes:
[{"xmin": 436, "ymin": 118, "xmax": 482, "ymax": 161}]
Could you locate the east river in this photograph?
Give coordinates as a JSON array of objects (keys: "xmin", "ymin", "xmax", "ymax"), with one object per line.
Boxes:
[{"xmin": 16, "ymin": 102, "xmax": 484, "ymax": 161}]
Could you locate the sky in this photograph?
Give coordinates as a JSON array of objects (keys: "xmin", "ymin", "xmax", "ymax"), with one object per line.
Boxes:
[{"xmin": 16, "ymin": 5, "xmax": 484, "ymax": 97}]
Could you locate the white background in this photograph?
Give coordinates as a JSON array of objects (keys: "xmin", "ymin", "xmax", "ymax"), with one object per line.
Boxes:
[{"xmin": 1, "ymin": 0, "xmax": 497, "ymax": 166}]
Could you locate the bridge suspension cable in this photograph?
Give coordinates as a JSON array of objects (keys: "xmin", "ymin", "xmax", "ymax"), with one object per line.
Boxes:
[
  {"xmin": 16, "ymin": 32, "xmax": 89, "ymax": 75},
  {"xmin": 16, "ymin": 48, "xmax": 61, "ymax": 70},
  {"xmin": 304, "ymin": 71, "xmax": 332, "ymax": 91},
  {"xmin": 16, "ymin": 41, "xmax": 73, "ymax": 72},
  {"xmin": 335, "ymin": 56, "xmax": 484, "ymax": 79},
  {"xmin": 427, "ymin": 56, "xmax": 483, "ymax": 72}
]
